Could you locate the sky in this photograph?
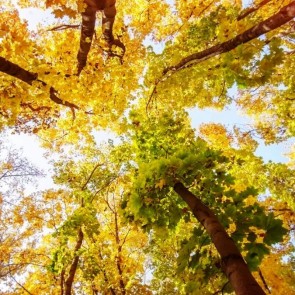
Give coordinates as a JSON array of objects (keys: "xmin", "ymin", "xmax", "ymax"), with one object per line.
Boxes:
[{"xmin": 189, "ymin": 105, "xmax": 294, "ymax": 163}]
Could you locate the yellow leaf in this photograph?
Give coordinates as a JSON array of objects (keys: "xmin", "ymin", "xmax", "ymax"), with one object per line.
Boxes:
[{"xmin": 155, "ymin": 178, "xmax": 166, "ymax": 190}]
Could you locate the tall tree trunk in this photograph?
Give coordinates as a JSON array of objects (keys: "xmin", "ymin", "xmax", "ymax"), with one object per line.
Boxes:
[
  {"xmin": 77, "ymin": 6, "xmax": 96, "ymax": 75},
  {"xmin": 164, "ymin": 1, "xmax": 295, "ymax": 74},
  {"xmin": 77, "ymin": 0, "xmax": 116, "ymax": 75},
  {"xmin": 64, "ymin": 228, "xmax": 84, "ymax": 295},
  {"xmin": 60, "ymin": 269, "xmax": 65, "ymax": 295},
  {"xmin": 173, "ymin": 182, "xmax": 265, "ymax": 295}
]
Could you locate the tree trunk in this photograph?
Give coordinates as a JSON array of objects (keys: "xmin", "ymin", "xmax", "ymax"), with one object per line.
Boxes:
[
  {"xmin": 77, "ymin": 6, "xmax": 96, "ymax": 75},
  {"xmin": 64, "ymin": 228, "xmax": 84, "ymax": 295},
  {"xmin": 164, "ymin": 1, "xmax": 295, "ymax": 74},
  {"xmin": 173, "ymin": 182, "xmax": 265, "ymax": 295},
  {"xmin": 77, "ymin": 0, "xmax": 116, "ymax": 75}
]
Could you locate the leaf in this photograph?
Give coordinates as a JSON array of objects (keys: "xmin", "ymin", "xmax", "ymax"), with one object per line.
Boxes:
[
  {"xmin": 155, "ymin": 178, "xmax": 166, "ymax": 190},
  {"xmin": 263, "ymin": 219, "xmax": 288, "ymax": 245},
  {"xmin": 244, "ymin": 243, "xmax": 270, "ymax": 270}
]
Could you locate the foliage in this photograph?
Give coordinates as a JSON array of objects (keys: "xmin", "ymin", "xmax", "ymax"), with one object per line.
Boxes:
[{"xmin": 0, "ymin": 0, "xmax": 295, "ymax": 294}]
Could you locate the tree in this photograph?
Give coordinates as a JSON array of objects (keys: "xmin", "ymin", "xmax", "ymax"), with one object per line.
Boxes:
[
  {"xmin": 76, "ymin": 0, "xmax": 126, "ymax": 75},
  {"xmin": 1, "ymin": 0, "xmax": 295, "ymax": 294},
  {"xmin": 14, "ymin": 147, "xmax": 151, "ymax": 295},
  {"xmin": 121, "ymin": 109, "xmax": 289, "ymax": 294},
  {"xmin": 0, "ymin": 137, "xmax": 44, "ymax": 293}
]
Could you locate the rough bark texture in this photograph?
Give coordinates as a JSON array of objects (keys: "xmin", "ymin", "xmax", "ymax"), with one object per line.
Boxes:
[
  {"xmin": 60, "ymin": 269, "xmax": 65, "ymax": 295},
  {"xmin": 173, "ymin": 182, "xmax": 265, "ymax": 295},
  {"xmin": 64, "ymin": 228, "xmax": 84, "ymax": 295},
  {"xmin": 0, "ymin": 56, "xmax": 79, "ymax": 110},
  {"xmin": 0, "ymin": 56, "xmax": 37, "ymax": 84},
  {"xmin": 77, "ymin": 0, "xmax": 116, "ymax": 75},
  {"xmin": 164, "ymin": 1, "xmax": 295, "ymax": 74},
  {"xmin": 77, "ymin": 6, "xmax": 96, "ymax": 75}
]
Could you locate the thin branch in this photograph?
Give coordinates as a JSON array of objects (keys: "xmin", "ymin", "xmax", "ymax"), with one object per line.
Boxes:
[
  {"xmin": 90, "ymin": 176, "xmax": 117, "ymax": 202},
  {"xmin": 104, "ymin": 197, "xmax": 115, "ymax": 213},
  {"xmin": 121, "ymin": 228, "xmax": 131, "ymax": 248},
  {"xmin": 48, "ymin": 24, "xmax": 80, "ymax": 31},
  {"xmin": 258, "ymin": 267, "xmax": 271, "ymax": 294},
  {"xmin": 237, "ymin": 0, "xmax": 271, "ymax": 21},
  {"xmin": 81, "ymin": 162, "xmax": 104, "ymax": 191},
  {"xmin": 20, "ymin": 102, "xmax": 51, "ymax": 113},
  {"xmin": 9, "ymin": 272, "xmax": 34, "ymax": 295}
]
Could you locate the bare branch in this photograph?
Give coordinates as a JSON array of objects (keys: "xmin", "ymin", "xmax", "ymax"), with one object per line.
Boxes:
[
  {"xmin": 258, "ymin": 268, "xmax": 271, "ymax": 294},
  {"xmin": 47, "ymin": 24, "xmax": 80, "ymax": 31},
  {"xmin": 237, "ymin": 0, "xmax": 271, "ymax": 21}
]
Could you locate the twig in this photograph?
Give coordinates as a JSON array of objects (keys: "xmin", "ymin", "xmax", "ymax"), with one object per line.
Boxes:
[
  {"xmin": 258, "ymin": 267, "xmax": 271, "ymax": 294},
  {"xmin": 9, "ymin": 272, "xmax": 34, "ymax": 295},
  {"xmin": 47, "ymin": 24, "xmax": 80, "ymax": 31},
  {"xmin": 237, "ymin": 0, "xmax": 271, "ymax": 21}
]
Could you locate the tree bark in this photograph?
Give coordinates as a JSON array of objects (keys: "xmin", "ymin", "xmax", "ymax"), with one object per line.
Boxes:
[
  {"xmin": 77, "ymin": 6, "xmax": 96, "ymax": 75},
  {"xmin": 60, "ymin": 269, "xmax": 65, "ymax": 295},
  {"xmin": 77, "ymin": 0, "xmax": 116, "ymax": 75},
  {"xmin": 173, "ymin": 182, "xmax": 265, "ymax": 295},
  {"xmin": 64, "ymin": 228, "xmax": 84, "ymax": 295},
  {"xmin": 0, "ymin": 56, "xmax": 79, "ymax": 111},
  {"xmin": 164, "ymin": 1, "xmax": 295, "ymax": 74}
]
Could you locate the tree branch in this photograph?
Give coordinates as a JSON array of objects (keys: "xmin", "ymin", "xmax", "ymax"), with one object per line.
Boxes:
[
  {"xmin": 77, "ymin": 6, "xmax": 96, "ymax": 75},
  {"xmin": 147, "ymin": 2, "xmax": 295, "ymax": 110},
  {"xmin": 81, "ymin": 162, "xmax": 103, "ymax": 191},
  {"xmin": 0, "ymin": 56, "xmax": 80, "ymax": 114},
  {"xmin": 164, "ymin": 2, "xmax": 295, "ymax": 75},
  {"xmin": 237, "ymin": 0, "xmax": 272, "ymax": 21},
  {"xmin": 48, "ymin": 24, "xmax": 80, "ymax": 31},
  {"xmin": 258, "ymin": 267, "xmax": 271, "ymax": 294},
  {"xmin": 9, "ymin": 272, "xmax": 34, "ymax": 295},
  {"xmin": 77, "ymin": 1, "xmax": 118, "ymax": 75}
]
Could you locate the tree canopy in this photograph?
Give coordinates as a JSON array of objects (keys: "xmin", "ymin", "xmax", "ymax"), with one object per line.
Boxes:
[{"xmin": 1, "ymin": 0, "xmax": 295, "ymax": 294}]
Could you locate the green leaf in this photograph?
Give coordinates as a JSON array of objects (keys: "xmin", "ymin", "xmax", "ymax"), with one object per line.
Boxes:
[
  {"xmin": 263, "ymin": 219, "xmax": 288, "ymax": 245},
  {"xmin": 244, "ymin": 243, "xmax": 270, "ymax": 270}
]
